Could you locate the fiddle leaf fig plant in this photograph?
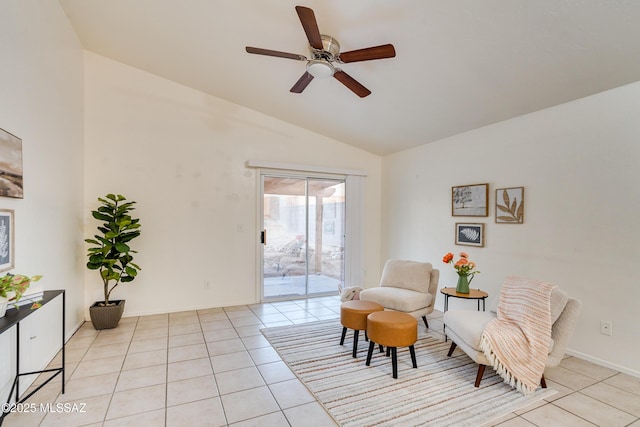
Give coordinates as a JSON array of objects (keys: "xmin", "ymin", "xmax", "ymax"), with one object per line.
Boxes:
[{"xmin": 85, "ymin": 194, "xmax": 141, "ymax": 306}]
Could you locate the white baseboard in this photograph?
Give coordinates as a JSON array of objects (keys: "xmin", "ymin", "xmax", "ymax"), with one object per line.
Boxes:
[{"xmin": 565, "ymin": 348, "xmax": 640, "ymax": 379}]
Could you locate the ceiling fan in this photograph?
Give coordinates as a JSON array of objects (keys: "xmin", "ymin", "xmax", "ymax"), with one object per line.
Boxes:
[{"xmin": 245, "ymin": 5, "xmax": 396, "ymax": 98}]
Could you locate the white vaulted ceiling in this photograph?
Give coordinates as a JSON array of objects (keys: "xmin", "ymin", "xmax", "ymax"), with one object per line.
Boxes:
[{"xmin": 59, "ymin": 0, "xmax": 640, "ymax": 155}]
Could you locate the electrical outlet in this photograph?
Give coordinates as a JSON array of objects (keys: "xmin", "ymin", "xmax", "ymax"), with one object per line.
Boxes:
[{"xmin": 600, "ymin": 320, "xmax": 612, "ymax": 336}]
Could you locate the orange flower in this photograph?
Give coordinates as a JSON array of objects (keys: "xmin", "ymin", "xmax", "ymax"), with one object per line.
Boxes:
[
  {"xmin": 443, "ymin": 251, "xmax": 480, "ymax": 277},
  {"xmin": 455, "ymin": 259, "xmax": 469, "ymax": 267},
  {"xmin": 442, "ymin": 252, "xmax": 454, "ymax": 263}
]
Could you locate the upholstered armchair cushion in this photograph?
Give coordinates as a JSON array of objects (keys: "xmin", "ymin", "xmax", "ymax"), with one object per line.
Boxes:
[
  {"xmin": 444, "ymin": 310, "xmax": 493, "ymax": 351},
  {"xmin": 359, "ymin": 259, "xmax": 439, "ymax": 329},
  {"xmin": 360, "ymin": 287, "xmax": 433, "ymax": 313},
  {"xmin": 379, "ymin": 260, "xmax": 433, "ymax": 293}
]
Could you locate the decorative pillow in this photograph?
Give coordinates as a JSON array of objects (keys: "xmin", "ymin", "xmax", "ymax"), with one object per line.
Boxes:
[{"xmin": 338, "ymin": 285, "xmax": 363, "ymax": 302}]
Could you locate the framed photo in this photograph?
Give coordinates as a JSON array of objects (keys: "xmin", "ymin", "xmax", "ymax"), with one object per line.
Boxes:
[
  {"xmin": 452, "ymin": 183, "xmax": 488, "ymax": 217},
  {"xmin": 0, "ymin": 209, "xmax": 14, "ymax": 272},
  {"xmin": 496, "ymin": 187, "xmax": 524, "ymax": 224},
  {"xmin": 455, "ymin": 222, "xmax": 484, "ymax": 247},
  {"xmin": 0, "ymin": 128, "xmax": 24, "ymax": 199}
]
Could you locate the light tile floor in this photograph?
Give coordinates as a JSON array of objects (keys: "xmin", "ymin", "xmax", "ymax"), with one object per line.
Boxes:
[{"xmin": 3, "ymin": 295, "xmax": 640, "ymax": 427}]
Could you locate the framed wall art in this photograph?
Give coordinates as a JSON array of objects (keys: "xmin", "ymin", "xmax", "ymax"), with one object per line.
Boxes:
[
  {"xmin": 0, "ymin": 128, "xmax": 24, "ymax": 199},
  {"xmin": 452, "ymin": 183, "xmax": 488, "ymax": 217},
  {"xmin": 495, "ymin": 187, "xmax": 524, "ymax": 224},
  {"xmin": 0, "ymin": 209, "xmax": 14, "ymax": 272},
  {"xmin": 455, "ymin": 222, "xmax": 484, "ymax": 247}
]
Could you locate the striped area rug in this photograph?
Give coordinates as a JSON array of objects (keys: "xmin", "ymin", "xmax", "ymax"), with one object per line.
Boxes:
[{"xmin": 262, "ymin": 320, "xmax": 556, "ymax": 427}]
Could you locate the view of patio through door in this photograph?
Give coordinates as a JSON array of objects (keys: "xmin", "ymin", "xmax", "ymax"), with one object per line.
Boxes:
[{"xmin": 262, "ymin": 175, "xmax": 345, "ymax": 299}]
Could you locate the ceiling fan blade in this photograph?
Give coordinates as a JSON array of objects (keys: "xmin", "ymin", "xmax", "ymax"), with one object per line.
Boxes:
[
  {"xmin": 333, "ymin": 70, "xmax": 371, "ymax": 98},
  {"xmin": 339, "ymin": 44, "xmax": 396, "ymax": 63},
  {"xmin": 290, "ymin": 72, "xmax": 314, "ymax": 93},
  {"xmin": 245, "ymin": 47, "xmax": 307, "ymax": 61},
  {"xmin": 295, "ymin": 6, "xmax": 323, "ymax": 50}
]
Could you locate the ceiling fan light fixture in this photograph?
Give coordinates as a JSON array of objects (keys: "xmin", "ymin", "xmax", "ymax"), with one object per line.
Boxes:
[{"xmin": 307, "ymin": 59, "xmax": 334, "ymax": 78}]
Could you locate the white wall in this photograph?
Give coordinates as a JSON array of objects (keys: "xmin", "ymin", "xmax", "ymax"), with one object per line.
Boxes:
[
  {"xmin": 381, "ymin": 81, "xmax": 640, "ymax": 375},
  {"xmin": 0, "ymin": 0, "xmax": 85, "ymax": 395},
  {"xmin": 83, "ymin": 52, "xmax": 382, "ymax": 317}
]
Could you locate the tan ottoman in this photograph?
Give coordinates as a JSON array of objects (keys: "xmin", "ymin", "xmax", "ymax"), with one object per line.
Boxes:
[
  {"xmin": 340, "ymin": 300, "xmax": 384, "ymax": 358},
  {"xmin": 366, "ymin": 311, "xmax": 418, "ymax": 378}
]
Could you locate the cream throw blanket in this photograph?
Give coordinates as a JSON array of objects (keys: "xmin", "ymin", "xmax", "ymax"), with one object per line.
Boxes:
[{"xmin": 480, "ymin": 276, "xmax": 556, "ymax": 395}]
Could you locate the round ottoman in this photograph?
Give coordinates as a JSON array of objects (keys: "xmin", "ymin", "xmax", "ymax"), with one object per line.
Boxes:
[
  {"xmin": 340, "ymin": 300, "xmax": 384, "ymax": 357},
  {"xmin": 366, "ymin": 311, "xmax": 418, "ymax": 378}
]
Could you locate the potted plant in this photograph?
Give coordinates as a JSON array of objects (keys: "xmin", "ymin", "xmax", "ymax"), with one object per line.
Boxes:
[
  {"xmin": 0, "ymin": 273, "xmax": 42, "ymax": 318},
  {"xmin": 85, "ymin": 194, "xmax": 141, "ymax": 329}
]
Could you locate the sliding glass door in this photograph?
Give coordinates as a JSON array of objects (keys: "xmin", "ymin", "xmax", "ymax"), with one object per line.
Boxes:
[{"xmin": 261, "ymin": 174, "xmax": 345, "ymax": 300}]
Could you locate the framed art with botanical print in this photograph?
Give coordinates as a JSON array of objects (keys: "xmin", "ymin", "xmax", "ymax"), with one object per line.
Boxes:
[
  {"xmin": 495, "ymin": 187, "xmax": 524, "ymax": 224},
  {"xmin": 452, "ymin": 183, "xmax": 488, "ymax": 217},
  {"xmin": 455, "ymin": 222, "xmax": 484, "ymax": 247},
  {"xmin": 0, "ymin": 209, "xmax": 14, "ymax": 272}
]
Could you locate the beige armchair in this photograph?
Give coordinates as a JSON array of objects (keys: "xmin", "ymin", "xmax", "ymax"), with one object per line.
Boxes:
[
  {"xmin": 443, "ymin": 285, "xmax": 582, "ymax": 387},
  {"xmin": 359, "ymin": 259, "xmax": 439, "ymax": 329}
]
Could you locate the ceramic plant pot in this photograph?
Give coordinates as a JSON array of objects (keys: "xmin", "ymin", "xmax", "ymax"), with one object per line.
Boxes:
[{"xmin": 89, "ymin": 300, "xmax": 125, "ymax": 330}]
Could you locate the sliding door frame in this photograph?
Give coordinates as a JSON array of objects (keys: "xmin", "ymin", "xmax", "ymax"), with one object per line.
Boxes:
[{"xmin": 258, "ymin": 170, "xmax": 346, "ymax": 301}]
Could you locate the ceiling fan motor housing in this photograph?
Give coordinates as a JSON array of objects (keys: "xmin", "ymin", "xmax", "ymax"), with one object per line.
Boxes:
[
  {"xmin": 312, "ymin": 35, "xmax": 340, "ymax": 61},
  {"xmin": 307, "ymin": 35, "xmax": 340, "ymax": 78}
]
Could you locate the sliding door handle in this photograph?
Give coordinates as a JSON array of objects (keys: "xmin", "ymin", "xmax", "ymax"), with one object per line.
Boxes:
[{"xmin": 260, "ymin": 230, "xmax": 267, "ymax": 245}]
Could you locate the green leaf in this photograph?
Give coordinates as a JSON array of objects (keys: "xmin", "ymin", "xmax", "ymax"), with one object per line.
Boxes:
[
  {"xmin": 116, "ymin": 202, "xmax": 136, "ymax": 212},
  {"xmin": 117, "ymin": 219, "xmax": 132, "ymax": 228},
  {"xmin": 92, "ymin": 211, "xmax": 112, "ymax": 221},
  {"xmin": 105, "ymin": 231, "xmax": 118, "ymax": 239},
  {"xmin": 120, "ymin": 231, "xmax": 141, "ymax": 242},
  {"xmin": 87, "ymin": 262, "xmax": 101, "ymax": 270},
  {"xmin": 85, "ymin": 239, "xmax": 100, "ymax": 245},
  {"xmin": 115, "ymin": 242, "xmax": 130, "ymax": 252},
  {"xmin": 97, "ymin": 197, "xmax": 115, "ymax": 206},
  {"xmin": 125, "ymin": 266, "xmax": 137, "ymax": 276},
  {"xmin": 95, "ymin": 236, "xmax": 110, "ymax": 245},
  {"xmin": 89, "ymin": 254, "xmax": 104, "ymax": 263}
]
